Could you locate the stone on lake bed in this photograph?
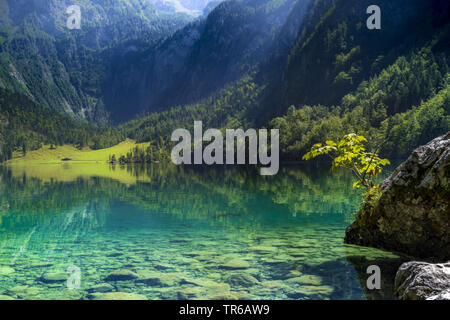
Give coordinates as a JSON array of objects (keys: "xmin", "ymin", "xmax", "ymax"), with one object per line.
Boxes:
[
  {"xmin": 92, "ymin": 292, "xmax": 148, "ymax": 300},
  {"xmin": 6, "ymin": 286, "xmax": 41, "ymax": 298},
  {"xmin": 285, "ymin": 241, "xmax": 315, "ymax": 248},
  {"xmin": 106, "ymin": 252, "xmax": 123, "ymax": 257},
  {"xmin": 260, "ymin": 239, "xmax": 287, "ymax": 247},
  {"xmin": 260, "ymin": 281, "xmax": 290, "ymax": 290},
  {"xmin": 286, "ymin": 270, "xmax": 303, "ymax": 278},
  {"xmin": 170, "ymin": 238, "xmax": 190, "ymax": 243},
  {"xmin": 286, "ymin": 275, "xmax": 322, "ymax": 286},
  {"xmin": 38, "ymin": 289, "xmax": 84, "ymax": 300},
  {"xmin": 293, "ymin": 285, "xmax": 334, "ymax": 297},
  {"xmin": 224, "ymin": 274, "xmax": 259, "ymax": 287},
  {"xmin": 153, "ymin": 263, "xmax": 172, "ymax": 270},
  {"xmin": 259, "ymin": 257, "xmax": 290, "ymax": 266},
  {"xmin": 178, "ymin": 257, "xmax": 199, "ymax": 265},
  {"xmin": 25, "ymin": 262, "xmax": 54, "ymax": 269},
  {"xmin": 184, "ymin": 251, "xmax": 216, "ymax": 257},
  {"xmin": 105, "ymin": 269, "xmax": 138, "ymax": 281},
  {"xmin": 87, "ymin": 283, "xmax": 115, "ymax": 293},
  {"xmin": 136, "ymin": 270, "xmax": 182, "ymax": 287},
  {"xmin": 204, "ymin": 292, "xmax": 238, "ymax": 300},
  {"xmin": 39, "ymin": 272, "xmax": 68, "ymax": 283},
  {"xmin": 220, "ymin": 259, "xmax": 250, "ymax": 269},
  {"xmin": 176, "ymin": 287, "xmax": 204, "ymax": 300},
  {"xmin": 204, "ymin": 283, "xmax": 231, "ymax": 295},
  {"xmin": 0, "ymin": 266, "xmax": 15, "ymax": 275},
  {"xmin": 181, "ymin": 277, "xmax": 217, "ymax": 287},
  {"xmin": 249, "ymin": 246, "xmax": 277, "ymax": 253}
]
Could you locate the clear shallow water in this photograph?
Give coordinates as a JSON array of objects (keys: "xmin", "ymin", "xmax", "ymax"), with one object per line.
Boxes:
[{"xmin": 0, "ymin": 163, "xmax": 406, "ymax": 300}]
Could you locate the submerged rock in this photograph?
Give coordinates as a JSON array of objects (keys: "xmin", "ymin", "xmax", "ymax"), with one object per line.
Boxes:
[
  {"xmin": 0, "ymin": 266, "xmax": 15, "ymax": 275},
  {"xmin": 176, "ymin": 287, "xmax": 204, "ymax": 300},
  {"xmin": 224, "ymin": 274, "xmax": 259, "ymax": 287},
  {"xmin": 395, "ymin": 262, "xmax": 450, "ymax": 300},
  {"xmin": 285, "ymin": 274, "xmax": 322, "ymax": 286},
  {"xmin": 204, "ymin": 293, "xmax": 237, "ymax": 300},
  {"xmin": 39, "ymin": 272, "xmax": 68, "ymax": 283},
  {"xmin": 260, "ymin": 280, "xmax": 290, "ymax": 290},
  {"xmin": 219, "ymin": 259, "xmax": 250, "ymax": 270},
  {"xmin": 105, "ymin": 269, "xmax": 138, "ymax": 281},
  {"xmin": 26, "ymin": 262, "xmax": 54, "ymax": 269},
  {"xmin": 249, "ymin": 245, "xmax": 277, "ymax": 254},
  {"xmin": 345, "ymin": 132, "xmax": 450, "ymax": 260},
  {"xmin": 87, "ymin": 283, "xmax": 115, "ymax": 293},
  {"xmin": 288, "ymin": 285, "xmax": 334, "ymax": 299},
  {"xmin": 92, "ymin": 292, "xmax": 147, "ymax": 300},
  {"xmin": 6, "ymin": 285, "xmax": 41, "ymax": 298},
  {"xmin": 136, "ymin": 270, "xmax": 181, "ymax": 287}
]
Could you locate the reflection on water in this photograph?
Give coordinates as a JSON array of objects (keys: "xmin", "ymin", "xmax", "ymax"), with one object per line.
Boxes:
[{"xmin": 0, "ymin": 163, "xmax": 406, "ymax": 300}]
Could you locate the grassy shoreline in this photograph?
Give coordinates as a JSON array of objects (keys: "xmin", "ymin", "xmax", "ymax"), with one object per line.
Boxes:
[{"xmin": 7, "ymin": 139, "xmax": 150, "ymax": 165}]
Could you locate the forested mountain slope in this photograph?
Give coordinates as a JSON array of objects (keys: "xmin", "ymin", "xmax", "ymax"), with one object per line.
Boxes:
[
  {"xmin": 0, "ymin": 0, "xmax": 194, "ymax": 123},
  {"xmin": 0, "ymin": 0, "xmax": 449, "ymax": 163},
  {"xmin": 121, "ymin": 0, "xmax": 450, "ymax": 160},
  {"xmin": 0, "ymin": 87, "xmax": 123, "ymax": 161},
  {"xmin": 253, "ymin": 0, "xmax": 449, "ymax": 122},
  {"xmin": 104, "ymin": 0, "xmax": 304, "ymax": 122},
  {"xmin": 0, "ymin": 0, "xmax": 304, "ymax": 124}
]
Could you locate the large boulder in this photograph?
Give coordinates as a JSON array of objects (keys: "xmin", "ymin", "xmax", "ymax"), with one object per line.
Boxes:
[
  {"xmin": 345, "ymin": 132, "xmax": 450, "ymax": 260},
  {"xmin": 395, "ymin": 262, "xmax": 450, "ymax": 300}
]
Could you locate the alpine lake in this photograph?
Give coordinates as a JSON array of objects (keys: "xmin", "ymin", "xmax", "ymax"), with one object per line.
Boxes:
[{"xmin": 0, "ymin": 162, "xmax": 408, "ymax": 300}]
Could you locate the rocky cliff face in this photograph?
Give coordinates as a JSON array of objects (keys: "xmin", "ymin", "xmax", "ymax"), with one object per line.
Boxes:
[{"xmin": 345, "ymin": 132, "xmax": 450, "ymax": 260}]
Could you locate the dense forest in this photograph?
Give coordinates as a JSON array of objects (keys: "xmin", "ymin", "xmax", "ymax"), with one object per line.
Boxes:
[
  {"xmin": 0, "ymin": 0, "xmax": 449, "ymax": 163},
  {"xmin": 0, "ymin": 87, "xmax": 123, "ymax": 161}
]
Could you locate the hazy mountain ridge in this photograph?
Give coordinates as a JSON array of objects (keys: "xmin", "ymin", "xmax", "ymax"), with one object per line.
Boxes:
[
  {"xmin": 105, "ymin": 0, "xmax": 302, "ymax": 122},
  {"xmin": 0, "ymin": 0, "xmax": 196, "ymax": 123},
  {"xmin": 0, "ymin": 0, "xmax": 299, "ymax": 123},
  {"xmin": 151, "ymin": 0, "xmax": 218, "ymax": 15}
]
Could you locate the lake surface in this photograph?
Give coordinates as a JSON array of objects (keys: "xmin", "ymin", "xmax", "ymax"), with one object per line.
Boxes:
[{"xmin": 0, "ymin": 163, "xmax": 406, "ymax": 300}]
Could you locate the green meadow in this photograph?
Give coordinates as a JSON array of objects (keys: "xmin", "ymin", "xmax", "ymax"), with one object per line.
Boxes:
[{"xmin": 7, "ymin": 139, "xmax": 150, "ymax": 165}]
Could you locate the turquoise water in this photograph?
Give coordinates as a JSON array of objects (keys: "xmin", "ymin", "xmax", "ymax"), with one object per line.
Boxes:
[{"xmin": 0, "ymin": 163, "xmax": 406, "ymax": 300}]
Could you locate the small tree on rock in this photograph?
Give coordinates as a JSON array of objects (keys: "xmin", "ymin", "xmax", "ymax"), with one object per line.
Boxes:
[{"xmin": 303, "ymin": 133, "xmax": 390, "ymax": 201}]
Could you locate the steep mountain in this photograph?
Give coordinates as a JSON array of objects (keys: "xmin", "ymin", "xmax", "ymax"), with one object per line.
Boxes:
[
  {"xmin": 0, "ymin": 0, "xmax": 448, "ymax": 163},
  {"xmin": 0, "ymin": 87, "xmax": 123, "ymax": 161},
  {"xmin": 0, "ymin": 0, "xmax": 195, "ymax": 123},
  {"xmin": 104, "ymin": 0, "xmax": 304, "ymax": 122},
  {"xmin": 252, "ymin": 0, "xmax": 450, "ymax": 123},
  {"xmin": 0, "ymin": 0, "xmax": 302, "ymax": 124},
  {"xmin": 120, "ymin": 0, "xmax": 449, "ymax": 161}
]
